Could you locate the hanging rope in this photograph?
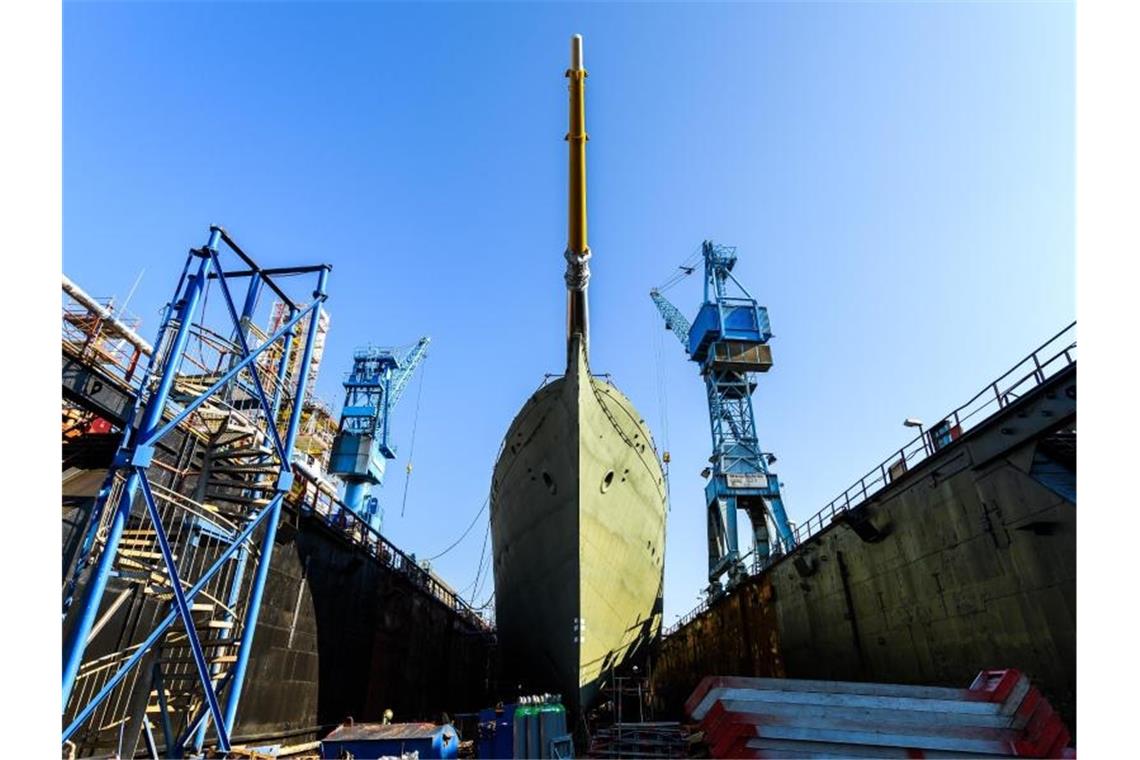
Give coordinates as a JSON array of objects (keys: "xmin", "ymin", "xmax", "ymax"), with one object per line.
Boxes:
[
  {"xmin": 470, "ymin": 591, "xmax": 495, "ymax": 612},
  {"xmin": 400, "ymin": 355, "xmax": 428, "ymax": 517},
  {"xmin": 425, "ymin": 494, "xmax": 489, "ymax": 561},
  {"xmin": 654, "ymin": 243, "xmax": 703, "ymax": 293},
  {"xmin": 473, "ymin": 521, "xmax": 495, "ymax": 603},
  {"xmin": 652, "ymin": 303, "xmax": 673, "ymax": 510},
  {"xmin": 471, "ymin": 558, "xmax": 493, "ymax": 608},
  {"xmin": 649, "ymin": 244, "xmax": 707, "ymax": 510},
  {"xmin": 461, "ymin": 521, "xmax": 492, "ymax": 603}
]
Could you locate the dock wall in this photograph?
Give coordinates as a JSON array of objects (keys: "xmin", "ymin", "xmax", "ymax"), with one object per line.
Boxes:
[
  {"xmin": 652, "ymin": 367, "xmax": 1076, "ymax": 730},
  {"xmin": 233, "ymin": 514, "xmax": 494, "ymax": 742}
]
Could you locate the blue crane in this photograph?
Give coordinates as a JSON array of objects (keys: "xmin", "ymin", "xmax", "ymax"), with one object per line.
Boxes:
[
  {"xmin": 651, "ymin": 240, "xmax": 795, "ymax": 593},
  {"xmin": 328, "ymin": 337, "xmax": 430, "ymax": 531}
]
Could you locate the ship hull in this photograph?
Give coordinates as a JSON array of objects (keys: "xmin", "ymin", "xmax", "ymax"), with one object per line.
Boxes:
[{"xmin": 492, "ymin": 338, "xmax": 666, "ymax": 712}]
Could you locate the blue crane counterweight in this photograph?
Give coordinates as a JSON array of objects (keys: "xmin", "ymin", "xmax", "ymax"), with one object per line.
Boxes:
[
  {"xmin": 328, "ymin": 337, "xmax": 430, "ymax": 531},
  {"xmin": 651, "ymin": 240, "xmax": 795, "ymax": 594}
]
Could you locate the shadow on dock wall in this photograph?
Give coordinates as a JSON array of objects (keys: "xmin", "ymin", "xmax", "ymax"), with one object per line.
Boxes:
[{"xmin": 233, "ymin": 514, "xmax": 494, "ymax": 744}]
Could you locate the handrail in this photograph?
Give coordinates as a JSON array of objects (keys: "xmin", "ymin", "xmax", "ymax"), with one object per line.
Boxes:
[
  {"xmin": 63, "ymin": 275, "xmax": 153, "ymax": 355},
  {"xmin": 663, "ymin": 321, "xmax": 1076, "ymax": 639},
  {"xmin": 62, "ymin": 290, "xmax": 151, "ymax": 388},
  {"xmin": 288, "ymin": 475, "xmax": 493, "ymax": 632},
  {"xmin": 789, "ymin": 321, "xmax": 1075, "ymax": 550}
]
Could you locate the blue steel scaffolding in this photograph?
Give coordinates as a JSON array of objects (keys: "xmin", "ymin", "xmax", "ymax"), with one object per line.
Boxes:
[{"xmin": 61, "ymin": 226, "xmax": 330, "ymax": 757}]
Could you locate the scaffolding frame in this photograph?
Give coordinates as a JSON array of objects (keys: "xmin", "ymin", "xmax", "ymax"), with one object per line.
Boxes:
[{"xmin": 61, "ymin": 226, "xmax": 330, "ymax": 755}]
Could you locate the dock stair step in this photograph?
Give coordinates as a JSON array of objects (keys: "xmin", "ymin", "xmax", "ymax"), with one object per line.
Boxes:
[
  {"xmin": 119, "ymin": 549, "xmax": 175, "ymax": 561},
  {"xmin": 210, "ymin": 447, "xmax": 275, "ymax": 460},
  {"xmin": 210, "ymin": 464, "xmax": 281, "ymax": 475}
]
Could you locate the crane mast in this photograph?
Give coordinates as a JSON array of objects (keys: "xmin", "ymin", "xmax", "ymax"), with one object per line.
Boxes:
[
  {"xmin": 328, "ymin": 337, "xmax": 430, "ymax": 531},
  {"xmin": 564, "ymin": 33, "xmax": 591, "ymax": 365},
  {"xmin": 651, "ymin": 241, "xmax": 796, "ymax": 594}
]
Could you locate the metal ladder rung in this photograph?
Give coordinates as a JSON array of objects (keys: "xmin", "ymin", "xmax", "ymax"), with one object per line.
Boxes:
[
  {"xmin": 205, "ymin": 493, "xmax": 275, "ymax": 505},
  {"xmin": 157, "ymin": 655, "xmax": 237, "ymax": 666},
  {"xmin": 119, "ymin": 549, "xmax": 173, "ymax": 561},
  {"xmin": 210, "ymin": 465, "xmax": 280, "ymax": 475},
  {"xmin": 117, "ymin": 537, "xmax": 158, "ymax": 548},
  {"xmin": 209, "ymin": 447, "xmax": 275, "ymax": 460},
  {"xmin": 115, "ymin": 555, "xmax": 152, "ymax": 571}
]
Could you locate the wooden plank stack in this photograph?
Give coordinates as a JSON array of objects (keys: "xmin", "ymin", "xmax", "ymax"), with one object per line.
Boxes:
[{"xmin": 684, "ymin": 670, "xmax": 1073, "ymax": 758}]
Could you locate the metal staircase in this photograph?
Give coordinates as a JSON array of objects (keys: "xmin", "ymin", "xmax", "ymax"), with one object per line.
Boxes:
[{"xmin": 61, "ymin": 226, "xmax": 331, "ymax": 757}]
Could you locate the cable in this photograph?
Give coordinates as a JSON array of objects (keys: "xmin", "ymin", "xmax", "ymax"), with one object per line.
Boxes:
[
  {"xmin": 652, "ymin": 303, "xmax": 673, "ymax": 510},
  {"xmin": 470, "ymin": 528, "xmax": 493, "ymax": 604},
  {"xmin": 471, "ymin": 589, "xmax": 495, "ymax": 612},
  {"xmin": 425, "ymin": 494, "xmax": 489, "ymax": 561},
  {"xmin": 400, "ymin": 356, "xmax": 428, "ymax": 517},
  {"xmin": 654, "ymin": 243, "xmax": 704, "ymax": 293},
  {"xmin": 461, "ymin": 522, "xmax": 492, "ymax": 602}
]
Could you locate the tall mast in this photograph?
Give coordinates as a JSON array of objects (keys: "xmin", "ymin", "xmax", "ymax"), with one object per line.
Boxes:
[{"xmin": 565, "ymin": 34, "xmax": 591, "ymax": 362}]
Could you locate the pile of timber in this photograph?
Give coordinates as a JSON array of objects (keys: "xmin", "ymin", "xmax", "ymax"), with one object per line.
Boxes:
[
  {"xmin": 588, "ymin": 721, "xmax": 692, "ymax": 758},
  {"xmin": 685, "ymin": 670, "xmax": 1074, "ymax": 758}
]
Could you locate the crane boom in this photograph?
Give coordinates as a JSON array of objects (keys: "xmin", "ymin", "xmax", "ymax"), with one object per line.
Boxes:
[
  {"xmin": 388, "ymin": 337, "xmax": 431, "ymax": 411},
  {"xmin": 650, "ymin": 289, "xmax": 693, "ymax": 351}
]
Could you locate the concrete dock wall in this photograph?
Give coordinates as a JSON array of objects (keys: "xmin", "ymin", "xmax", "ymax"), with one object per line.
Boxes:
[{"xmin": 234, "ymin": 514, "xmax": 494, "ymax": 742}]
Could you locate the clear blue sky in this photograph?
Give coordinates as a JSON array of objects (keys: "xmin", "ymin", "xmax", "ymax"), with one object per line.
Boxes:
[{"xmin": 64, "ymin": 1, "xmax": 1074, "ymax": 623}]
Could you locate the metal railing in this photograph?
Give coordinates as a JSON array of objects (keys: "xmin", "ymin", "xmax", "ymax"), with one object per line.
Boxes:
[
  {"xmin": 790, "ymin": 321, "xmax": 1075, "ymax": 548},
  {"xmin": 62, "ymin": 290, "xmax": 151, "ymax": 390},
  {"xmin": 288, "ymin": 475, "xmax": 493, "ymax": 632},
  {"xmin": 663, "ymin": 321, "xmax": 1076, "ymax": 639},
  {"xmin": 663, "ymin": 598, "xmax": 711, "ymax": 637}
]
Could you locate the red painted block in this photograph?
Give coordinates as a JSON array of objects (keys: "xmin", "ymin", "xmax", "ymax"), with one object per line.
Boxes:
[
  {"xmin": 1045, "ymin": 728, "xmax": 1072, "ymax": 759},
  {"xmin": 718, "ymin": 733, "xmax": 761, "ymax": 759},
  {"xmin": 700, "ymin": 700, "xmax": 733, "ymax": 740},
  {"xmin": 969, "ymin": 669, "xmax": 1024, "ymax": 704},
  {"xmin": 1012, "ymin": 688, "xmax": 1042, "ymax": 729},
  {"xmin": 686, "ymin": 670, "xmax": 1074, "ymax": 759},
  {"xmin": 685, "ymin": 675, "xmax": 720, "ymax": 718},
  {"xmin": 1010, "ymin": 695, "xmax": 1069, "ymax": 758},
  {"xmin": 710, "ymin": 721, "xmax": 755, "ymax": 759}
]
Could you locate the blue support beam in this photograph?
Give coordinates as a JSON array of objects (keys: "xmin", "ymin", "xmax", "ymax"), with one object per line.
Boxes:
[
  {"xmin": 62, "ymin": 493, "xmax": 281, "ymax": 743},
  {"xmin": 62, "ymin": 254, "xmax": 191, "ymax": 617},
  {"xmin": 221, "ymin": 265, "xmax": 329, "ymax": 735},
  {"xmin": 62, "ymin": 230, "xmax": 221, "ymax": 710},
  {"xmin": 137, "ymin": 472, "xmax": 232, "ymax": 751},
  {"xmin": 61, "ymin": 227, "xmax": 333, "ymax": 755}
]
